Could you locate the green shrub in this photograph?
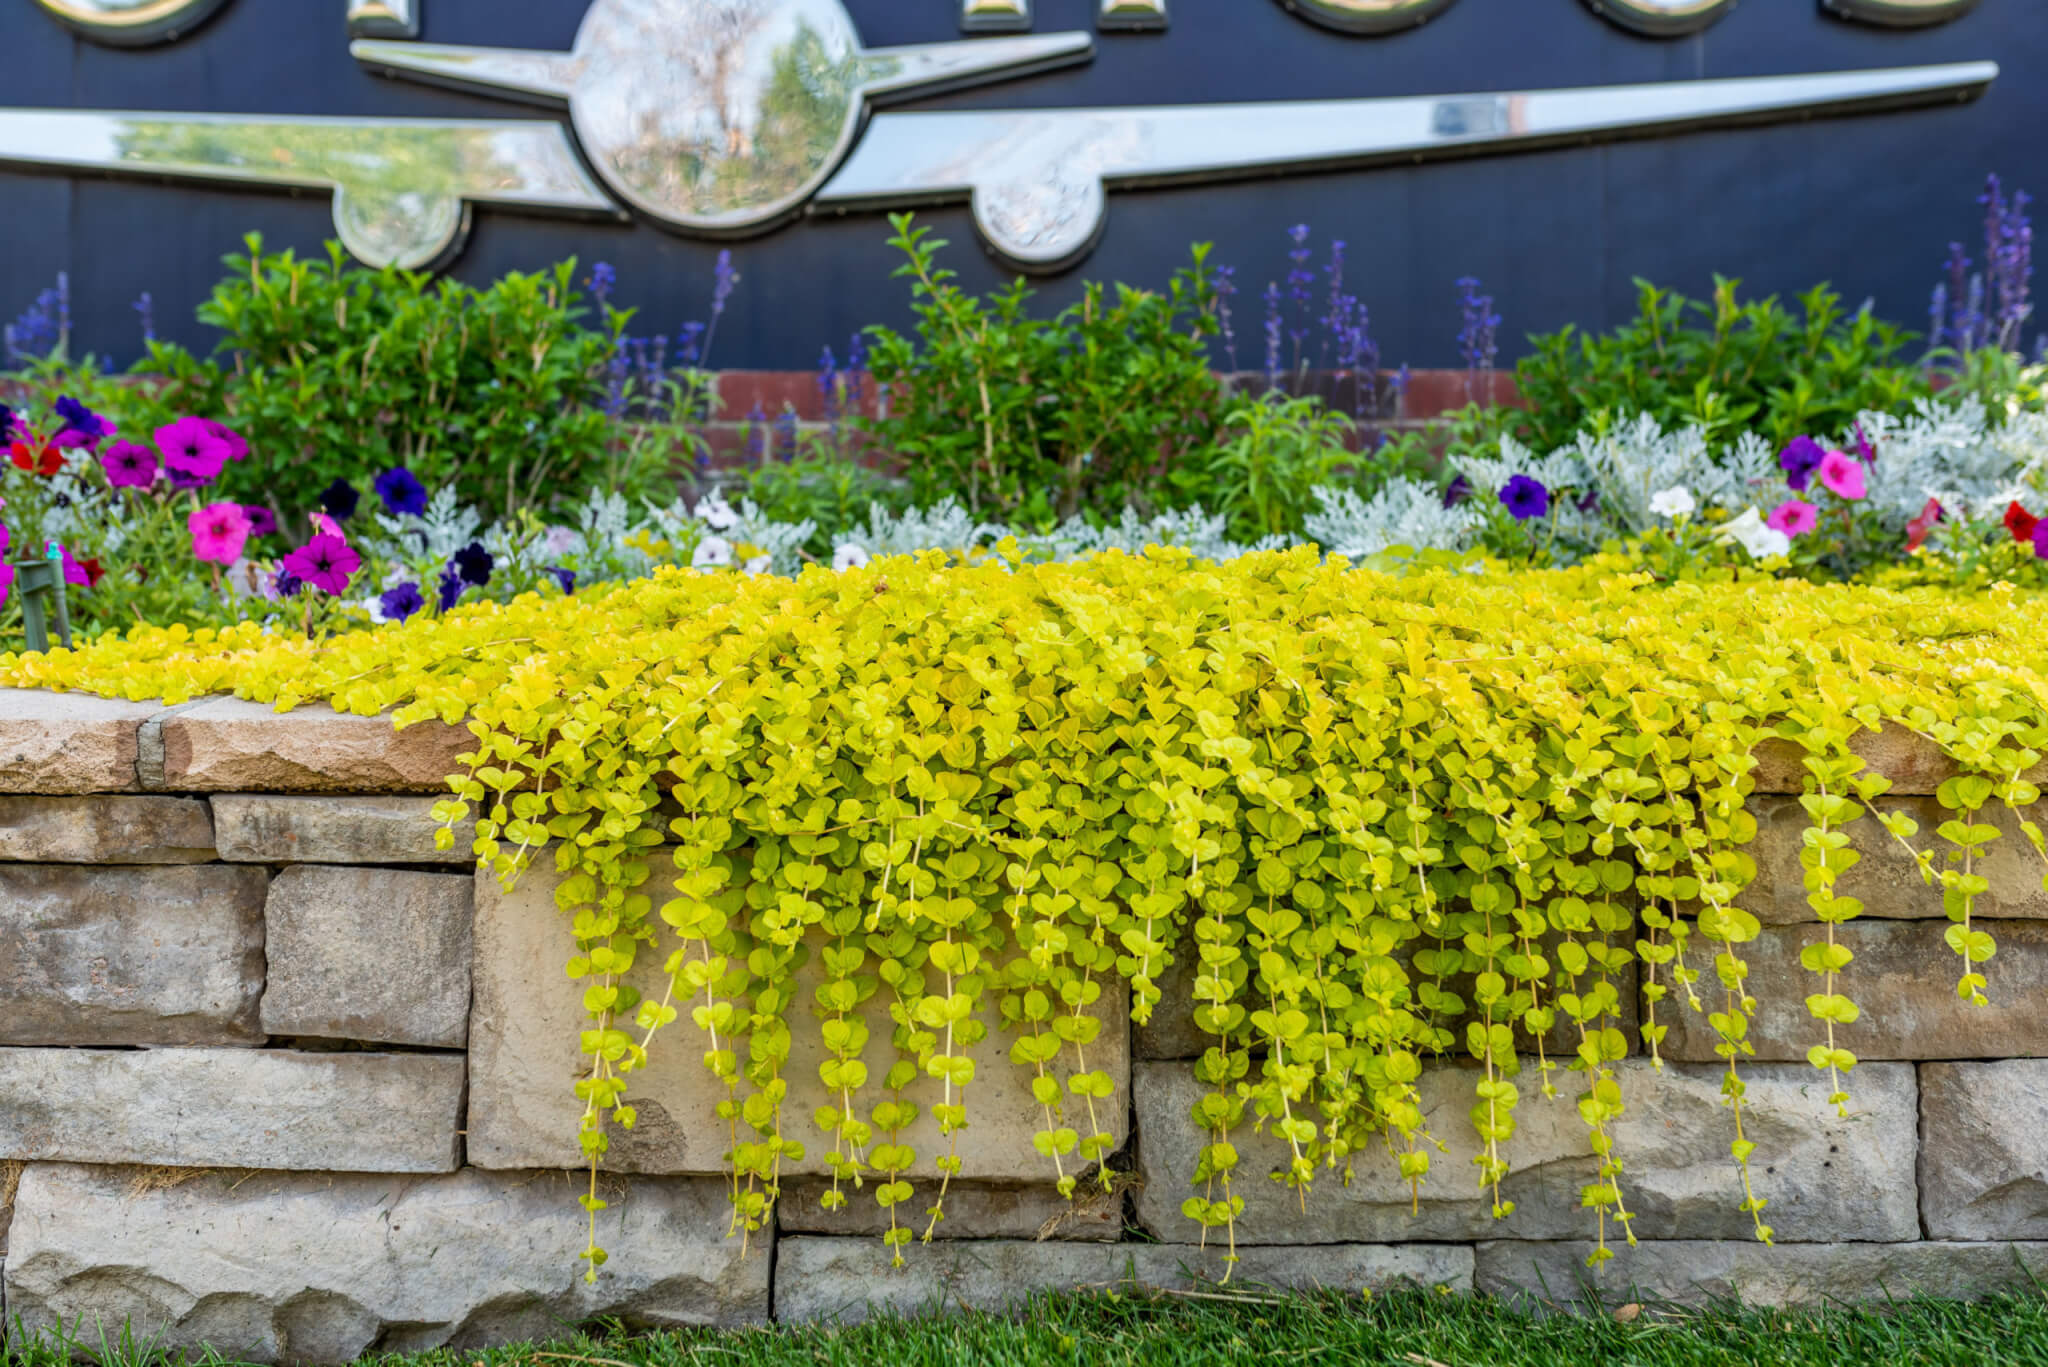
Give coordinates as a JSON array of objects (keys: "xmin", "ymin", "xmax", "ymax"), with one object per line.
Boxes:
[
  {"xmin": 146, "ymin": 235, "xmax": 623, "ymax": 522},
  {"xmin": 1512, "ymin": 277, "xmax": 1933, "ymax": 453},
  {"xmin": 860, "ymin": 215, "xmax": 1225, "ymax": 525}
]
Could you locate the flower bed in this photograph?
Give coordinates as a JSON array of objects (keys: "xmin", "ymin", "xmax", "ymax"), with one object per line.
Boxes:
[{"xmin": 5, "ymin": 551, "xmax": 2047, "ymax": 1286}]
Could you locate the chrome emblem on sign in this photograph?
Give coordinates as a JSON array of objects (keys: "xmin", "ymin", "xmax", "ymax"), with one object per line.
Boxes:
[{"xmin": 1, "ymin": 0, "xmax": 1998, "ymax": 273}]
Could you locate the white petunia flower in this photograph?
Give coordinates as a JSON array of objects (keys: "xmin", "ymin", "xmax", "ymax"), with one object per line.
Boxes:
[
  {"xmin": 832, "ymin": 542, "xmax": 871, "ymax": 571},
  {"xmin": 361, "ymin": 594, "xmax": 389, "ymax": 624},
  {"xmin": 694, "ymin": 489, "xmax": 740, "ymax": 532},
  {"xmin": 742, "ymin": 554, "xmax": 772, "ymax": 576},
  {"xmin": 1648, "ymin": 485, "xmax": 1697, "ymax": 520},
  {"xmin": 692, "ymin": 535, "xmax": 734, "ymax": 569},
  {"xmin": 1715, "ymin": 507, "xmax": 1792, "ymax": 560}
]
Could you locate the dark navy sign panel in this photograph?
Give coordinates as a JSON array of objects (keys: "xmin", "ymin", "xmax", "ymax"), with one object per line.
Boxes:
[{"xmin": 0, "ymin": 0, "xmax": 2033, "ymax": 371}]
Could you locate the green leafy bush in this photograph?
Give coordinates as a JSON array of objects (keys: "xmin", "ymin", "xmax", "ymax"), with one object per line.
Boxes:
[
  {"xmin": 860, "ymin": 215, "xmax": 1225, "ymax": 525},
  {"xmin": 1512, "ymin": 278, "xmax": 1933, "ymax": 453},
  {"xmin": 1172, "ymin": 392, "xmax": 1359, "ymax": 542},
  {"xmin": 148, "ymin": 235, "xmax": 623, "ymax": 521}
]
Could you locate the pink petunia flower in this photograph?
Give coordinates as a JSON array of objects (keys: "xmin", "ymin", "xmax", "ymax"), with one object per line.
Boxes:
[
  {"xmin": 1817, "ymin": 448, "xmax": 1867, "ymax": 501},
  {"xmin": 309, "ymin": 512, "xmax": 348, "ymax": 543},
  {"xmin": 188, "ymin": 502, "xmax": 252, "ymax": 565},
  {"xmin": 1767, "ymin": 499, "xmax": 1818, "ymax": 539},
  {"xmin": 155, "ymin": 416, "xmax": 234, "ymax": 486},
  {"xmin": 281, "ymin": 533, "xmax": 362, "ymax": 595},
  {"xmin": 1906, "ymin": 499, "xmax": 1942, "ymax": 552}
]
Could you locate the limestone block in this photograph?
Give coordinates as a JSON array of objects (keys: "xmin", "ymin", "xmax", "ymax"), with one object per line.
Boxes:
[
  {"xmin": 468, "ymin": 858, "xmax": 1130, "ymax": 1180},
  {"xmin": 1736, "ymin": 794, "xmax": 2048, "ymax": 924},
  {"xmin": 778, "ymin": 1179, "xmax": 1122, "ymax": 1241},
  {"xmin": 0, "ymin": 688, "xmax": 159, "ymax": 793},
  {"xmin": 0, "ymin": 863, "xmax": 265, "ymax": 1045},
  {"xmin": 1919, "ymin": 1060, "xmax": 2048, "ymax": 1240},
  {"xmin": 0, "ymin": 795, "xmax": 214, "ymax": 863},
  {"xmin": 4, "ymin": 1164, "xmax": 767, "ymax": 1363},
  {"xmin": 1476, "ymin": 1238, "xmax": 2048, "ymax": 1309},
  {"xmin": 212, "ymin": 795, "xmax": 471, "ymax": 865},
  {"xmin": 0, "ymin": 1048, "xmax": 462, "ymax": 1172},
  {"xmin": 261, "ymin": 865, "xmax": 473, "ymax": 1048},
  {"xmin": 772, "ymin": 1236, "xmax": 1470, "ymax": 1324},
  {"xmin": 1132, "ymin": 1059, "xmax": 1917, "ymax": 1244},
  {"xmin": 1661, "ymin": 920, "xmax": 2048, "ymax": 1062},
  {"xmin": 1750, "ymin": 725, "xmax": 2048, "ymax": 796},
  {"xmin": 161, "ymin": 698, "xmax": 470, "ymax": 793}
]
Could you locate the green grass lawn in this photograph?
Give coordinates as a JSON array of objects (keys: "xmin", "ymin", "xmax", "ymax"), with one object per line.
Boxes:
[{"xmin": 9, "ymin": 1288, "xmax": 2048, "ymax": 1367}]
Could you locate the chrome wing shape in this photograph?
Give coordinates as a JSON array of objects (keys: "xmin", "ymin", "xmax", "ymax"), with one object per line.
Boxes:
[
  {"xmin": 0, "ymin": 111, "xmax": 621, "ymax": 269},
  {"xmin": 815, "ymin": 61, "xmax": 1997, "ymax": 271}
]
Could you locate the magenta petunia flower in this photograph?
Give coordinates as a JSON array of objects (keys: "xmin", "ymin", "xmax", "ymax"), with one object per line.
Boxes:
[
  {"xmin": 1767, "ymin": 499, "xmax": 1818, "ymax": 539},
  {"xmin": 281, "ymin": 533, "xmax": 362, "ymax": 595},
  {"xmin": 202, "ymin": 419, "xmax": 250, "ymax": 462},
  {"xmin": 0, "ymin": 525, "xmax": 10, "ymax": 605},
  {"xmin": 99, "ymin": 440, "xmax": 157, "ymax": 489},
  {"xmin": 2035, "ymin": 520, "xmax": 2048, "ymax": 561},
  {"xmin": 155, "ymin": 416, "xmax": 234, "ymax": 486},
  {"xmin": 188, "ymin": 502, "xmax": 252, "ymax": 565},
  {"xmin": 1817, "ymin": 449, "xmax": 1867, "ymax": 501}
]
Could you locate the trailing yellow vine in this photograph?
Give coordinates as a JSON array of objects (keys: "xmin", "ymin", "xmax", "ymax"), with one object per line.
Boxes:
[{"xmin": 7, "ymin": 549, "xmax": 2046, "ymax": 1278}]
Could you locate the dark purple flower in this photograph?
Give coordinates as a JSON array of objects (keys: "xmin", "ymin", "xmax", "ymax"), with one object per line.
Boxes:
[
  {"xmin": 602, "ymin": 338, "xmax": 630, "ymax": 420},
  {"xmin": 1576, "ymin": 488, "xmax": 1600, "ymax": 514},
  {"xmin": 165, "ymin": 465, "xmax": 210, "ymax": 491},
  {"xmin": 776, "ymin": 405, "xmax": 799, "ymax": 462},
  {"xmin": 1285, "ymin": 224, "xmax": 1314, "ymax": 363},
  {"xmin": 241, "ymin": 504, "xmax": 278, "ymax": 538},
  {"xmin": 1852, "ymin": 422, "xmax": 1876, "ymax": 465},
  {"xmin": 1442, "ymin": 473, "xmax": 1472, "ymax": 508},
  {"xmin": 54, "ymin": 395, "xmax": 111, "ymax": 442},
  {"xmin": 1499, "ymin": 474, "xmax": 1550, "ymax": 521},
  {"xmin": 587, "ymin": 261, "xmax": 616, "ymax": 307},
  {"xmin": 379, "ymin": 581, "xmax": 425, "ymax": 623},
  {"xmin": 272, "ymin": 568, "xmax": 304, "ymax": 599},
  {"xmin": 374, "ymin": 467, "xmax": 428, "ymax": 517},
  {"xmin": 1778, "ymin": 435, "xmax": 1826, "ymax": 492},
  {"xmin": 318, "ymin": 479, "xmax": 360, "ymax": 521},
  {"xmin": 1981, "ymin": 174, "xmax": 2034, "ymax": 353},
  {"xmin": 436, "ymin": 563, "xmax": 464, "ymax": 612},
  {"xmin": 452, "ymin": 540, "xmax": 494, "ymax": 587},
  {"xmin": 545, "ymin": 565, "xmax": 577, "ymax": 594},
  {"xmin": 818, "ymin": 345, "xmax": 840, "ymax": 436},
  {"xmin": 677, "ymin": 320, "xmax": 706, "ymax": 369},
  {"xmin": 843, "ymin": 331, "xmax": 868, "ymax": 416}
]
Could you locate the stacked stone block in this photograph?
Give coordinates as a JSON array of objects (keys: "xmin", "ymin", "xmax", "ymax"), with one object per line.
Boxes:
[{"xmin": 4, "ymin": 687, "xmax": 2048, "ymax": 1361}]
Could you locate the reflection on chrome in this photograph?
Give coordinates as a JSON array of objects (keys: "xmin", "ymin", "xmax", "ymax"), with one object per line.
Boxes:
[
  {"xmin": 31, "ymin": 0, "xmax": 231, "ymax": 46},
  {"xmin": 350, "ymin": 0, "xmax": 1093, "ymax": 236},
  {"xmin": 346, "ymin": 0, "xmax": 419, "ymax": 40},
  {"xmin": 961, "ymin": 0, "xmax": 1031, "ymax": 32},
  {"xmin": 1099, "ymin": 0, "xmax": 1167, "ymax": 32},
  {"xmin": 1276, "ymin": 0, "xmax": 1456, "ymax": 35},
  {"xmin": 1823, "ymin": 0, "xmax": 1979, "ymax": 26},
  {"xmin": 0, "ymin": 110, "xmax": 621, "ymax": 269},
  {"xmin": 817, "ymin": 62, "xmax": 1996, "ymax": 273},
  {"xmin": 1582, "ymin": 0, "xmax": 1735, "ymax": 37}
]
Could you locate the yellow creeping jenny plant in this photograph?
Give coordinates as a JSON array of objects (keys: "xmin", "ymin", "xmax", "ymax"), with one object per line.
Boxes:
[{"xmin": 9, "ymin": 549, "xmax": 2048, "ymax": 1277}]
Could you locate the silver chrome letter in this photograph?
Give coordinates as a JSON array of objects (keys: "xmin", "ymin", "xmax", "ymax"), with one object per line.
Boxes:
[
  {"xmin": 1823, "ymin": 0, "xmax": 1978, "ymax": 26},
  {"xmin": 31, "ymin": 0, "xmax": 230, "ymax": 46},
  {"xmin": 1582, "ymin": 0, "xmax": 1736, "ymax": 37},
  {"xmin": 962, "ymin": 0, "xmax": 1030, "ymax": 32},
  {"xmin": 1099, "ymin": 0, "xmax": 1167, "ymax": 31},
  {"xmin": 1276, "ymin": 0, "xmax": 1456, "ymax": 35},
  {"xmin": 347, "ymin": 0, "xmax": 419, "ymax": 39}
]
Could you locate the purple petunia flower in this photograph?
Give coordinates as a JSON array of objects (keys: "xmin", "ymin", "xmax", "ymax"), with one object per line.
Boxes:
[
  {"xmin": 100, "ymin": 440, "xmax": 156, "ymax": 489},
  {"xmin": 272, "ymin": 568, "xmax": 304, "ymax": 599},
  {"xmin": 452, "ymin": 541, "xmax": 493, "ymax": 587},
  {"xmin": 379, "ymin": 581, "xmax": 425, "ymax": 623},
  {"xmin": 436, "ymin": 562, "xmax": 464, "ymax": 612},
  {"xmin": 155, "ymin": 416, "xmax": 232, "ymax": 485},
  {"xmin": 281, "ymin": 534, "xmax": 360, "ymax": 596},
  {"xmin": 241, "ymin": 505, "xmax": 278, "ymax": 538},
  {"xmin": 1499, "ymin": 474, "xmax": 1550, "ymax": 521},
  {"xmin": 202, "ymin": 419, "xmax": 249, "ymax": 462},
  {"xmin": 54, "ymin": 395, "xmax": 112, "ymax": 443},
  {"xmin": 318, "ymin": 479, "xmax": 360, "ymax": 521},
  {"xmin": 374, "ymin": 467, "xmax": 428, "ymax": 517},
  {"xmin": 1778, "ymin": 435, "xmax": 1826, "ymax": 492},
  {"xmin": 545, "ymin": 565, "xmax": 577, "ymax": 595},
  {"xmin": 1442, "ymin": 473, "xmax": 1472, "ymax": 508}
]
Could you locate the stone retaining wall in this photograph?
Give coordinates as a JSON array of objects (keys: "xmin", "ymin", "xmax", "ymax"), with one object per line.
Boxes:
[{"xmin": 4, "ymin": 687, "xmax": 2048, "ymax": 1361}]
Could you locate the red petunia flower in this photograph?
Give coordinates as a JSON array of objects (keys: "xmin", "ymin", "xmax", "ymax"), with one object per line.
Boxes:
[
  {"xmin": 2005, "ymin": 501, "xmax": 2040, "ymax": 543},
  {"xmin": 9, "ymin": 437, "xmax": 64, "ymax": 477},
  {"xmin": 1905, "ymin": 499, "xmax": 1942, "ymax": 552}
]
